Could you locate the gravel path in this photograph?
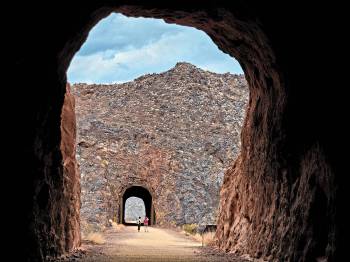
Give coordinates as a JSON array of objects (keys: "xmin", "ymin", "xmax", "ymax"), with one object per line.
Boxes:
[{"xmin": 57, "ymin": 226, "xmax": 251, "ymax": 262}]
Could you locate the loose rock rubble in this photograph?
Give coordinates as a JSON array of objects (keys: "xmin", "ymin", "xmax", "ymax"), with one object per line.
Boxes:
[{"xmin": 72, "ymin": 62, "xmax": 248, "ymax": 232}]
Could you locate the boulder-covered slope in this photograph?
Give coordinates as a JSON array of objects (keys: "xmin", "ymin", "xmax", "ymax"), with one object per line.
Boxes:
[{"xmin": 72, "ymin": 62, "xmax": 248, "ymax": 231}]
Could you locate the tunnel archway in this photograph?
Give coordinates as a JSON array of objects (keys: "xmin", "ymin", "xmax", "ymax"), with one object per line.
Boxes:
[
  {"xmin": 10, "ymin": 2, "xmax": 341, "ymax": 261},
  {"xmin": 120, "ymin": 186, "xmax": 155, "ymax": 225}
]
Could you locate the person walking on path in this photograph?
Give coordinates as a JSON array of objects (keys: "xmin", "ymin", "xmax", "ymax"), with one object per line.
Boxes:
[
  {"xmin": 137, "ymin": 216, "xmax": 142, "ymax": 232},
  {"xmin": 144, "ymin": 216, "xmax": 149, "ymax": 232}
]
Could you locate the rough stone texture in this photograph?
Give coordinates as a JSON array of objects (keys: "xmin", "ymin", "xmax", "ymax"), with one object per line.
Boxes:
[
  {"xmin": 9, "ymin": 2, "xmax": 342, "ymax": 262},
  {"xmin": 73, "ymin": 63, "xmax": 248, "ymax": 230},
  {"xmin": 217, "ymin": 142, "xmax": 336, "ymax": 260},
  {"xmin": 59, "ymin": 84, "xmax": 81, "ymax": 253}
]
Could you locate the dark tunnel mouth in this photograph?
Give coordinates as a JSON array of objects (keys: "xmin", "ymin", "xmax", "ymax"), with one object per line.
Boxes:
[
  {"xmin": 15, "ymin": 3, "xmax": 336, "ymax": 261},
  {"xmin": 121, "ymin": 186, "xmax": 155, "ymax": 225}
]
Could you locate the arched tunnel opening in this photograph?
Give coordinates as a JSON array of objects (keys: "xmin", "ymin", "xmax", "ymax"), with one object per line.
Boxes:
[
  {"xmin": 121, "ymin": 186, "xmax": 155, "ymax": 225},
  {"xmin": 9, "ymin": 2, "xmax": 343, "ymax": 262},
  {"xmin": 71, "ymin": 12, "xmax": 247, "ymax": 238}
]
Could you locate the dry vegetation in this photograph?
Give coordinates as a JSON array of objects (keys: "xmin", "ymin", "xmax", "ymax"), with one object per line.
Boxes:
[
  {"xmin": 183, "ymin": 224, "xmax": 198, "ymax": 235},
  {"xmin": 83, "ymin": 232, "xmax": 105, "ymax": 245},
  {"xmin": 182, "ymin": 224, "xmax": 215, "ymax": 246},
  {"xmin": 109, "ymin": 220, "xmax": 126, "ymax": 231},
  {"xmin": 82, "ymin": 220, "xmax": 126, "ymax": 245},
  {"xmin": 194, "ymin": 231, "xmax": 216, "ymax": 246}
]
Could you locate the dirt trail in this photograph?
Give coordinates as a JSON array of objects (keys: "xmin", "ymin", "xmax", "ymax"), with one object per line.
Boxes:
[{"xmin": 72, "ymin": 226, "xmax": 250, "ymax": 262}]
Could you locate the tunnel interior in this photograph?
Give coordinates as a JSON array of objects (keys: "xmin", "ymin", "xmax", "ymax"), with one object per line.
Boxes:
[
  {"xmin": 9, "ymin": 2, "xmax": 342, "ymax": 262},
  {"xmin": 121, "ymin": 186, "xmax": 154, "ymax": 225}
]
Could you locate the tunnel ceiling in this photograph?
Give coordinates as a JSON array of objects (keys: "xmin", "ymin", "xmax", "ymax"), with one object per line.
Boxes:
[{"xmin": 123, "ymin": 186, "xmax": 152, "ymax": 201}]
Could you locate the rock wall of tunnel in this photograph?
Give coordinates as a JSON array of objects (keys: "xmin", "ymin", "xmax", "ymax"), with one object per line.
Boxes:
[
  {"xmin": 9, "ymin": 2, "xmax": 342, "ymax": 261},
  {"xmin": 59, "ymin": 84, "xmax": 81, "ymax": 252}
]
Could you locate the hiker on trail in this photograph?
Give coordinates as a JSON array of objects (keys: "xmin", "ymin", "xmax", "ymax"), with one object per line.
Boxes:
[
  {"xmin": 144, "ymin": 216, "xmax": 149, "ymax": 232},
  {"xmin": 137, "ymin": 216, "xmax": 141, "ymax": 232}
]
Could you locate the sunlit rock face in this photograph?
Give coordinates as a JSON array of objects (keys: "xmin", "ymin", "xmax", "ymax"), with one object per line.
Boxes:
[{"xmin": 72, "ymin": 62, "xmax": 248, "ymax": 231}]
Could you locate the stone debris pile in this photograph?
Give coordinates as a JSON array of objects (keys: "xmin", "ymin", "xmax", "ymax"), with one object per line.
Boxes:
[{"xmin": 72, "ymin": 62, "xmax": 248, "ymax": 231}]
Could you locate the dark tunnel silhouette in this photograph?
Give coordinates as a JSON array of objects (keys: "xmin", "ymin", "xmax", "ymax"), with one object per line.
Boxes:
[{"xmin": 121, "ymin": 186, "xmax": 155, "ymax": 225}]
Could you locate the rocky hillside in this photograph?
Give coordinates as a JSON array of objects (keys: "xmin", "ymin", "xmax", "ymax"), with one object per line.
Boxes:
[{"xmin": 72, "ymin": 62, "xmax": 248, "ymax": 231}]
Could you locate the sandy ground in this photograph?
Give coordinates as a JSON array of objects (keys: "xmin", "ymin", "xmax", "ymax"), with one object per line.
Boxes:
[{"xmin": 61, "ymin": 226, "xmax": 251, "ymax": 262}]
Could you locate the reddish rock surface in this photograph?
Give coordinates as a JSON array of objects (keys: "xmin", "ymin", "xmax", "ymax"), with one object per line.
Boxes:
[{"xmin": 60, "ymin": 83, "xmax": 81, "ymax": 253}]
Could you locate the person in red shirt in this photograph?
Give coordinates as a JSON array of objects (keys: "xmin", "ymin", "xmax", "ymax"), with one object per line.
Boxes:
[{"xmin": 144, "ymin": 216, "xmax": 149, "ymax": 232}]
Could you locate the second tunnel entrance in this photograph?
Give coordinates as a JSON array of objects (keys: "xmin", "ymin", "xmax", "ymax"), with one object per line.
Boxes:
[{"xmin": 120, "ymin": 186, "xmax": 155, "ymax": 225}]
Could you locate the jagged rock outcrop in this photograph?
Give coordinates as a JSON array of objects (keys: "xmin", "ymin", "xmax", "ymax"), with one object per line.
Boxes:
[
  {"xmin": 59, "ymin": 84, "xmax": 81, "ymax": 252},
  {"xmin": 72, "ymin": 62, "xmax": 248, "ymax": 231}
]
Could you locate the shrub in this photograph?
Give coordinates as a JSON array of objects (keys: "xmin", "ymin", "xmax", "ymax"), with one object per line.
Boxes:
[
  {"xmin": 201, "ymin": 232, "xmax": 215, "ymax": 246},
  {"xmin": 84, "ymin": 232, "xmax": 105, "ymax": 245},
  {"xmin": 183, "ymin": 223, "xmax": 198, "ymax": 235}
]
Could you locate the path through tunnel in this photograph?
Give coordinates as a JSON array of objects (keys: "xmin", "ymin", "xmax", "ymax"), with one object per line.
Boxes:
[
  {"xmin": 121, "ymin": 186, "xmax": 154, "ymax": 225},
  {"xmin": 9, "ymin": 2, "xmax": 343, "ymax": 262}
]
